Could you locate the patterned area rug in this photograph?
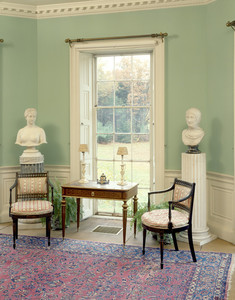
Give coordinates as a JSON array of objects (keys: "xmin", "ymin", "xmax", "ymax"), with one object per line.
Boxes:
[{"xmin": 0, "ymin": 233, "xmax": 234, "ymax": 299}]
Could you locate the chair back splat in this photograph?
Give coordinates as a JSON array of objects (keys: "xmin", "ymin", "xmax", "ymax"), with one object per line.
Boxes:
[
  {"xmin": 142, "ymin": 178, "xmax": 196, "ymax": 269},
  {"xmin": 9, "ymin": 172, "xmax": 54, "ymax": 249}
]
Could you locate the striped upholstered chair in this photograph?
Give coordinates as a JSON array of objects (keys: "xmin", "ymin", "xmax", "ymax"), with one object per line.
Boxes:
[
  {"xmin": 142, "ymin": 178, "xmax": 196, "ymax": 269},
  {"xmin": 9, "ymin": 172, "xmax": 54, "ymax": 249}
]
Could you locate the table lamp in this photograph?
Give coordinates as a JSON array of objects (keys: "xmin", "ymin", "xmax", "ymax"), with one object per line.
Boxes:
[
  {"xmin": 78, "ymin": 144, "xmax": 89, "ymax": 183},
  {"xmin": 117, "ymin": 146, "xmax": 128, "ymax": 186}
]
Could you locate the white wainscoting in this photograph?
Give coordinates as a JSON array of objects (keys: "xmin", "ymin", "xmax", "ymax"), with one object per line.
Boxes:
[
  {"xmin": 165, "ymin": 170, "xmax": 235, "ymax": 244},
  {"xmin": 1, "ymin": 166, "xmax": 234, "ymax": 244}
]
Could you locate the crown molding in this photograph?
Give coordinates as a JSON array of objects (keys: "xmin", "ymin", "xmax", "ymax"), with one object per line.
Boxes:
[{"xmin": 0, "ymin": 0, "xmax": 216, "ymax": 19}]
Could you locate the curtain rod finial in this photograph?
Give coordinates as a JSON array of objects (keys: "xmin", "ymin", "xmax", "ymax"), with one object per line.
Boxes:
[
  {"xmin": 0, "ymin": 39, "xmax": 3, "ymax": 43},
  {"xmin": 226, "ymin": 21, "xmax": 235, "ymax": 27},
  {"xmin": 65, "ymin": 38, "xmax": 71, "ymax": 43}
]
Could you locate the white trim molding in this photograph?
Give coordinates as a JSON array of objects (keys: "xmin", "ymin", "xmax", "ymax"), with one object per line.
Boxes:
[
  {"xmin": 233, "ymin": 29, "xmax": 235, "ymax": 246},
  {"xmin": 0, "ymin": 0, "xmax": 216, "ymax": 19}
]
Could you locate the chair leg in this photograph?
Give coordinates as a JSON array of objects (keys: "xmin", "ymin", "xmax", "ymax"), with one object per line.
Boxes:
[
  {"xmin": 46, "ymin": 217, "xmax": 51, "ymax": 247},
  {"xmin": 142, "ymin": 228, "xmax": 147, "ymax": 255},
  {"xmin": 188, "ymin": 226, "xmax": 197, "ymax": 262},
  {"xmin": 13, "ymin": 218, "xmax": 17, "ymax": 249},
  {"xmin": 172, "ymin": 232, "xmax": 178, "ymax": 251},
  {"xmin": 159, "ymin": 232, "xmax": 164, "ymax": 269},
  {"xmin": 16, "ymin": 219, "xmax": 18, "ymax": 240},
  {"xmin": 46, "ymin": 217, "xmax": 49, "ymax": 238}
]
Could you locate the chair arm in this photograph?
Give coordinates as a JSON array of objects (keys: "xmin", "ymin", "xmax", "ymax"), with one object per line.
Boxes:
[
  {"xmin": 148, "ymin": 184, "xmax": 174, "ymax": 196},
  {"xmin": 167, "ymin": 193, "xmax": 191, "ymax": 228},
  {"xmin": 9, "ymin": 180, "xmax": 17, "ymax": 216},
  {"xmin": 51, "ymin": 186, "xmax": 54, "ymax": 205},
  {"xmin": 147, "ymin": 183, "xmax": 174, "ymax": 210},
  {"xmin": 9, "ymin": 180, "xmax": 17, "ymax": 192},
  {"xmin": 48, "ymin": 180, "xmax": 54, "ymax": 205},
  {"xmin": 168, "ymin": 193, "xmax": 190, "ymax": 205}
]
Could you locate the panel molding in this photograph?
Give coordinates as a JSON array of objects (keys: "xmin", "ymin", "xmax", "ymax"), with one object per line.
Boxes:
[
  {"xmin": 0, "ymin": 0, "xmax": 216, "ymax": 19},
  {"xmin": 165, "ymin": 169, "xmax": 235, "ymax": 244}
]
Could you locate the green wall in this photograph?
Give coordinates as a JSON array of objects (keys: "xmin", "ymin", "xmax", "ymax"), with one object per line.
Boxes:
[
  {"xmin": 206, "ymin": 0, "xmax": 235, "ymax": 174},
  {"xmin": 0, "ymin": 0, "xmax": 234, "ymax": 175},
  {"xmin": 37, "ymin": 6, "xmax": 208, "ymax": 167},
  {"xmin": 0, "ymin": 16, "xmax": 37, "ymax": 166}
]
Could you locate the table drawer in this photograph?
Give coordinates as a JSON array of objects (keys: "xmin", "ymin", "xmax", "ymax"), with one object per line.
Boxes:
[{"xmin": 63, "ymin": 188, "xmax": 123, "ymax": 200}]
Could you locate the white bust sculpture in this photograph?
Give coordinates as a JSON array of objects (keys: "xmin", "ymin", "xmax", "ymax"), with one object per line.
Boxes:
[
  {"xmin": 182, "ymin": 108, "xmax": 204, "ymax": 152},
  {"xmin": 16, "ymin": 108, "xmax": 47, "ymax": 149}
]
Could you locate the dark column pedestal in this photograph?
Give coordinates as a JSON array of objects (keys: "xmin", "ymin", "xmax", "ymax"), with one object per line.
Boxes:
[{"xmin": 20, "ymin": 163, "xmax": 44, "ymax": 173}]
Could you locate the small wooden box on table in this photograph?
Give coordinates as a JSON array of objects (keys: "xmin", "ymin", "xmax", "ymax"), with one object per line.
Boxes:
[{"xmin": 61, "ymin": 180, "xmax": 138, "ymax": 245}]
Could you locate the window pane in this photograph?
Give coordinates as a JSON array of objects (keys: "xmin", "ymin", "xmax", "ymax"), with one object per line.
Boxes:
[
  {"xmin": 97, "ymin": 161, "xmax": 114, "ymax": 181},
  {"xmin": 97, "ymin": 136, "xmax": 113, "ymax": 160},
  {"xmin": 133, "ymin": 81, "xmax": 150, "ymax": 106},
  {"xmin": 97, "ymin": 200, "xmax": 119, "ymax": 214},
  {"xmin": 136, "ymin": 189, "xmax": 149, "ymax": 205},
  {"xmin": 115, "ymin": 81, "xmax": 132, "ymax": 106},
  {"xmin": 115, "ymin": 56, "xmax": 132, "ymax": 80},
  {"xmin": 115, "ymin": 108, "xmax": 131, "ymax": 133},
  {"xmin": 133, "ymin": 55, "xmax": 150, "ymax": 80},
  {"xmin": 132, "ymin": 108, "xmax": 150, "ymax": 133},
  {"xmin": 132, "ymin": 134, "xmax": 150, "ymax": 161},
  {"xmin": 96, "ymin": 53, "xmax": 151, "ymax": 216},
  {"xmin": 115, "ymin": 134, "xmax": 131, "ymax": 144},
  {"xmin": 97, "ymin": 82, "xmax": 114, "ymax": 106},
  {"xmin": 133, "ymin": 162, "xmax": 150, "ymax": 188},
  {"xmin": 97, "ymin": 57, "xmax": 113, "ymax": 81},
  {"xmin": 97, "ymin": 108, "xmax": 113, "ymax": 133}
]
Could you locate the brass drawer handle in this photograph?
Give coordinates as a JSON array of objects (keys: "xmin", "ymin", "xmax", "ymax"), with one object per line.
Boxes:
[{"xmin": 91, "ymin": 192, "xmax": 95, "ymax": 197}]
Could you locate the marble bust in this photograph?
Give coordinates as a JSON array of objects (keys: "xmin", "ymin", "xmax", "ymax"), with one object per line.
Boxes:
[
  {"xmin": 16, "ymin": 108, "xmax": 47, "ymax": 149},
  {"xmin": 182, "ymin": 108, "xmax": 204, "ymax": 153}
]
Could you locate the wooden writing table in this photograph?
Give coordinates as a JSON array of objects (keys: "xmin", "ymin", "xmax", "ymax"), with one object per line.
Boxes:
[{"xmin": 61, "ymin": 180, "xmax": 138, "ymax": 245}]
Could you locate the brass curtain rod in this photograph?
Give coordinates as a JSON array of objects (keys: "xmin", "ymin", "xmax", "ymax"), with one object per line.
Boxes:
[
  {"xmin": 65, "ymin": 32, "xmax": 168, "ymax": 45},
  {"xmin": 0, "ymin": 39, "xmax": 3, "ymax": 43},
  {"xmin": 226, "ymin": 21, "xmax": 235, "ymax": 31}
]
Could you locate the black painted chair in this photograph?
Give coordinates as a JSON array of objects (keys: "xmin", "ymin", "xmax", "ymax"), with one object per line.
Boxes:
[
  {"xmin": 9, "ymin": 172, "xmax": 54, "ymax": 249},
  {"xmin": 142, "ymin": 178, "xmax": 196, "ymax": 269}
]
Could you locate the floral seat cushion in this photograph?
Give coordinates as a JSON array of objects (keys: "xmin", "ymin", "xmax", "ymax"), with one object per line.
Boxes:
[
  {"xmin": 11, "ymin": 200, "xmax": 53, "ymax": 216},
  {"xmin": 141, "ymin": 209, "xmax": 189, "ymax": 229}
]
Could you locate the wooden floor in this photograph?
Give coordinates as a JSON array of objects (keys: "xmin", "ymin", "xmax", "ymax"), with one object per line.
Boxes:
[{"xmin": 1, "ymin": 217, "xmax": 235, "ymax": 299}]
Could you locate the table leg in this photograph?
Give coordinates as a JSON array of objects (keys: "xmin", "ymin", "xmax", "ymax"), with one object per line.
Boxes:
[
  {"xmin": 133, "ymin": 195, "xmax": 138, "ymax": 238},
  {"xmin": 76, "ymin": 198, "xmax": 80, "ymax": 231},
  {"xmin": 122, "ymin": 200, "xmax": 128, "ymax": 246},
  {"xmin": 62, "ymin": 197, "xmax": 66, "ymax": 240}
]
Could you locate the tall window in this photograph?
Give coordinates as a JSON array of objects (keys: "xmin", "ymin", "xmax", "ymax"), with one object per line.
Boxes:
[
  {"xmin": 70, "ymin": 38, "xmax": 165, "ymax": 219},
  {"xmin": 95, "ymin": 54, "xmax": 152, "ymax": 215}
]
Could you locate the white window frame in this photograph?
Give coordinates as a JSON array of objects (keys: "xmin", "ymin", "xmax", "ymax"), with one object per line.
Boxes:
[{"xmin": 70, "ymin": 38, "xmax": 165, "ymax": 191}]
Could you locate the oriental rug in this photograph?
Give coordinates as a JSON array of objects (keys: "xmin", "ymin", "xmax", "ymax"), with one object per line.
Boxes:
[{"xmin": 0, "ymin": 233, "xmax": 234, "ymax": 299}]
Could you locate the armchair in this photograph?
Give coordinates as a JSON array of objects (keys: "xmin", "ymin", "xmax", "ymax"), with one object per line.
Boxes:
[
  {"xmin": 9, "ymin": 172, "xmax": 54, "ymax": 249},
  {"xmin": 142, "ymin": 178, "xmax": 196, "ymax": 269}
]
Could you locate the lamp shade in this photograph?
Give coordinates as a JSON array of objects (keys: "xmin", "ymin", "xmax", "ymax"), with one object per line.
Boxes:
[
  {"xmin": 117, "ymin": 146, "xmax": 128, "ymax": 156},
  {"xmin": 79, "ymin": 144, "xmax": 88, "ymax": 153}
]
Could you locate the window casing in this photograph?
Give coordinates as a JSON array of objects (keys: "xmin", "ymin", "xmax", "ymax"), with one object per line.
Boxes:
[{"xmin": 70, "ymin": 38, "xmax": 165, "ymax": 218}]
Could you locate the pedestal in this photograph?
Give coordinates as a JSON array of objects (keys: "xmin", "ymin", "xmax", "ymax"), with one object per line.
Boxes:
[
  {"xmin": 179, "ymin": 153, "xmax": 216, "ymax": 245},
  {"xmin": 20, "ymin": 148, "xmax": 44, "ymax": 173}
]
